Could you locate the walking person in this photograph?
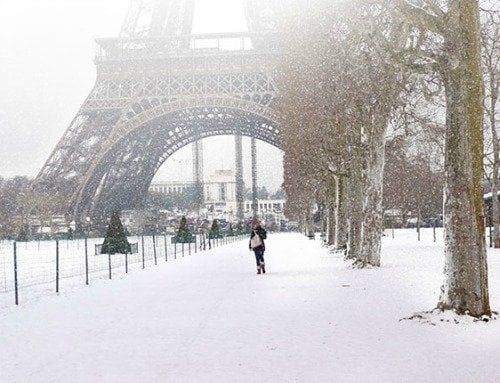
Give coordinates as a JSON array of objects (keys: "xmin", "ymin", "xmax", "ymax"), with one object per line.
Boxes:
[{"xmin": 249, "ymin": 219, "xmax": 267, "ymax": 274}]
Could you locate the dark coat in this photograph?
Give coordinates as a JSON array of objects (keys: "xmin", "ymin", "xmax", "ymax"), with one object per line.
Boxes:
[{"xmin": 249, "ymin": 226, "xmax": 267, "ymax": 251}]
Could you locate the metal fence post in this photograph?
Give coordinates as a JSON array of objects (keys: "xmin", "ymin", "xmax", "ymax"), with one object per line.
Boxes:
[
  {"xmin": 13, "ymin": 242, "xmax": 18, "ymax": 305},
  {"xmin": 433, "ymin": 219, "xmax": 437, "ymax": 243},
  {"xmin": 153, "ymin": 235, "xmax": 157, "ymax": 265},
  {"xmin": 85, "ymin": 237, "xmax": 89, "ymax": 285},
  {"xmin": 141, "ymin": 235, "xmax": 145, "ymax": 269},
  {"xmin": 125, "ymin": 252, "xmax": 128, "ymax": 274},
  {"xmin": 188, "ymin": 241, "xmax": 191, "ymax": 256},
  {"xmin": 164, "ymin": 234, "xmax": 168, "ymax": 262},
  {"xmin": 194, "ymin": 235, "xmax": 197, "ymax": 254},
  {"xmin": 108, "ymin": 253, "xmax": 112, "ymax": 279},
  {"xmin": 56, "ymin": 239, "xmax": 60, "ymax": 293},
  {"xmin": 489, "ymin": 224, "xmax": 492, "ymax": 247},
  {"xmin": 174, "ymin": 240, "xmax": 177, "ymax": 259},
  {"xmin": 182, "ymin": 242, "xmax": 185, "ymax": 257}
]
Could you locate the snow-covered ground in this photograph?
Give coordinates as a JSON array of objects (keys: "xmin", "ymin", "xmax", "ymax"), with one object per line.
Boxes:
[{"xmin": 1, "ymin": 229, "xmax": 499, "ymax": 382}]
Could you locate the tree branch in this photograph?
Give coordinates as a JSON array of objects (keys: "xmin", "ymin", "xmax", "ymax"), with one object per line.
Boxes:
[{"xmin": 396, "ymin": 0, "xmax": 446, "ymax": 35}]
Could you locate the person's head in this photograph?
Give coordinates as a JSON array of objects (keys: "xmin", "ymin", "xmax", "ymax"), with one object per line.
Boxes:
[{"xmin": 251, "ymin": 218, "xmax": 260, "ymax": 229}]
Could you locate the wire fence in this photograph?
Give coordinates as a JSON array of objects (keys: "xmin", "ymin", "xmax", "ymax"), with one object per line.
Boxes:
[{"xmin": 0, "ymin": 233, "xmax": 247, "ymax": 305}]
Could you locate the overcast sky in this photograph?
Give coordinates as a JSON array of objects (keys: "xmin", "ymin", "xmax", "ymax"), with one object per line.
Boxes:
[{"xmin": 0, "ymin": 0, "xmax": 284, "ymax": 192}]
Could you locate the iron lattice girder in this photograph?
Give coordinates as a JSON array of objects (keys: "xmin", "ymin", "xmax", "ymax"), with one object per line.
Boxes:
[
  {"xmin": 38, "ymin": 42, "xmax": 280, "ymax": 184},
  {"xmin": 36, "ymin": 26, "xmax": 283, "ymax": 221},
  {"xmin": 95, "ymin": 33, "xmax": 279, "ymax": 62},
  {"xmin": 88, "ymin": 72, "xmax": 276, "ymax": 98},
  {"xmin": 119, "ymin": 0, "xmax": 279, "ymax": 39},
  {"xmin": 84, "ymin": 71, "xmax": 277, "ymax": 111},
  {"xmin": 37, "ymin": 111, "xmax": 121, "ymax": 182},
  {"xmin": 120, "ymin": 0, "xmax": 195, "ymax": 39},
  {"xmin": 73, "ymin": 106, "xmax": 281, "ymax": 220},
  {"xmin": 38, "ymin": 79, "xmax": 281, "ymax": 221},
  {"xmin": 69, "ymin": 96, "xmax": 282, "ymax": 219},
  {"xmin": 88, "ymin": 40, "xmax": 279, "ymax": 104}
]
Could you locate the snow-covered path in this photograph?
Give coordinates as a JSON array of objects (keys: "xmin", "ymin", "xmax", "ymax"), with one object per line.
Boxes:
[{"xmin": 1, "ymin": 231, "xmax": 500, "ymax": 382}]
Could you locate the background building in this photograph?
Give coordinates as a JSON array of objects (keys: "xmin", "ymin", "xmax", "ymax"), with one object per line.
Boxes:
[
  {"xmin": 150, "ymin": 169, "xmax": 238, "ymax": 215},
  {"xmin": 149, "ymin": 169, "xmax": 286, "ymax": 224}
]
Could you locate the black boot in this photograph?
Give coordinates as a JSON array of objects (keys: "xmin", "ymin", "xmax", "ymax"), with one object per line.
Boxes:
[{"xmin": 261, "ymin": 263, "xmax": 266, "ymax": 274}]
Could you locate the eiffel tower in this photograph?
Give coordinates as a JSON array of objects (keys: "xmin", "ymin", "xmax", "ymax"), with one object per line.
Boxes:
[{"xmin": 34, "ymin": 0, "xmax": 282, "ymax": 228}]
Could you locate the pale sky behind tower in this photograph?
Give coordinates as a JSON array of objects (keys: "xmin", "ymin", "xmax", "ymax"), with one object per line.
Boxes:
[{"xmin": 0, "ymin": 0, "xmax": 284, "ymax": 193}]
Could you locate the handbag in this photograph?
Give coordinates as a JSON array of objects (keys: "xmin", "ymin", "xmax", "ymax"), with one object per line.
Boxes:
[{"xmin": 250, "ymin": 231, "xmax": 262, "ymax": 249}]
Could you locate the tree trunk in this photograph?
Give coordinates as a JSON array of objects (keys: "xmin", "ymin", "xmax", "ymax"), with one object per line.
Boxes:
[
  {"xmin": 346, "ymin": 154, "xmax": 364, "ymax": 260},
  {"xmin": 327, "ymin": 176, "xmax": 337, "ymax": 245},
  {"xmin": 305, "ymin": 211, "xmax": 313, "ymax": 236},
  {"xmin": 335, "ymin": 175, "xmax": 348, "ymax": 249},
  {"xmin": 417, "ymin": 208, "xmax": 421, "ymax": 241},
  {"xmin": 438, "ymin": 0, "xmax": 491, "ymax": 317},
  {"xmin": 359, "ymin": 123, "xmax": 387, "ymax": 267}
]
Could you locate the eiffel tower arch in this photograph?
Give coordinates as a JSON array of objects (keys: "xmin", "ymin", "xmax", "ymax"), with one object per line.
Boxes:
[{"xmin": 35, "ymin": 0, "xmax": 282, "ymax": 227}]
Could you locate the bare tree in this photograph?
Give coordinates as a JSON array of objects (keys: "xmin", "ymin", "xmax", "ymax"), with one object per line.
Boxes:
[
  {"xmin": 481, "ymin": 7, "xmax": 500, "ymax": 247},
  {"xmin": 398, "ymin": 0, "xmax": 492, "ymax": 317},
  {"xmin": 276, "ymin": 0, "xmax": 493, "ymax": 316},
  {"xmin": 0, "ymin": 177, "xmax": 32, "ymax": 238},
  {"xmin": 384, "ymin": 138, "xmax": 444, "ymax": 227},
  {"xmin": 277, "ymin": 0, "xmax": 410, "ymax": 266}
]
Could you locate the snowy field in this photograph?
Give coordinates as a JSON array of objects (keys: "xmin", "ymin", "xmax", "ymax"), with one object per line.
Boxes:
[{"xmin": 1, "ymin": 228, "xmax": 500, "ymax": 382}]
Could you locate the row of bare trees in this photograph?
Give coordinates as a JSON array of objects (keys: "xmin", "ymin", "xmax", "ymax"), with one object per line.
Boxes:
[
  {"xmin": 0, "ymin": 176, "xmax": 62, "ymax": 239},
  {"xmin": 482, "ymin": 7, "xmax": 500, "ymax": 246},
  {"xmin": 276, "ymin": 0, "xmax": 498, "ymax": 318}
]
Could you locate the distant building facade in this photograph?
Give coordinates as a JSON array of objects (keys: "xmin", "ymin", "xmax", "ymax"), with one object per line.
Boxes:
[
  {"xmin": 149, "ymin": 181, "xmax": 193, "ymax": 195},
  {"xmin": 150, "ymin": 170, "xmax": 286, "ymax": 219},
  {"xmin": 244, "ymin": 199, "xmax": 286, "ymax": 216},
  {"xmin": 150, "ymin": 169, "xmax": 237, "ymax": 214}
]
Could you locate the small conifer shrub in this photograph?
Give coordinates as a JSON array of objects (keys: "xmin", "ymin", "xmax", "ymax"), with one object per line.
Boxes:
[{"xmin": 101, "ymin": 211, "xmax": 131, "ymax": 254}]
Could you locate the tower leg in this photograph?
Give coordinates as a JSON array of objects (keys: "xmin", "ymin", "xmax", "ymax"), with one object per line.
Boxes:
[
  {"xmin": 251, "ymin": 137, "xmax": 258, "ymax": 219},
  {"xmin": 235, "ymin": 134, "xmax": 244, "ymax": 220},
  {"xmin": 192, "ymin": 140, "xmax": 204, "ymax": 216}
]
